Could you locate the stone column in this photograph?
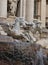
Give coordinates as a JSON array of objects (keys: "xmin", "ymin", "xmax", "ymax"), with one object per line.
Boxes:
[
  {"xmin": 20, "ymin": 0, "xmax": 26, "ymax": 19},
  {"xmin": 22, "ymin": 0, "xmax": 26, "ymax": 19},
  {"xmin": 41, "ymin": 0, "xmax": 46, "ymax": 27},
  {"xmin": 0, "ymin": 0, "xmax": 7, "ymax": 18},
  {"xmin": 26, "ymin": 0, "xmax": 34, "ymax": 21},
  {"xmin": 38, "ymin": 1, "xmax": 41, "ymax": 20},
  {"xmin": 20, "ymin": 0, "xmax": 23, "ymax": 17}
]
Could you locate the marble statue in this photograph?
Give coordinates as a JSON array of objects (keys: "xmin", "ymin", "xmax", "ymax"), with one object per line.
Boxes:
[{"xmin": 8, "ymin": 0, "xmax": 19, "ymax": 16}]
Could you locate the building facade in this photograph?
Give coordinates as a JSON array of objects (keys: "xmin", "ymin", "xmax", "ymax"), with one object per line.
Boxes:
[{"xmin": 0, "ymin": 0, "xmax": 48, "ymax": 27}]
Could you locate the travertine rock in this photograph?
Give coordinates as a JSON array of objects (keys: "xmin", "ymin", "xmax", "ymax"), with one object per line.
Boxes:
[
  {"xmin": 36, "ymin": 38, "xmax": 48, "ymax": 48},
  {"xmin": 0, "ymin": 26, "xmax": 7, "ymax": 35},
  {"xmin": 0, "ymin": 35, "xmax": 14, "ymax": 42}
]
